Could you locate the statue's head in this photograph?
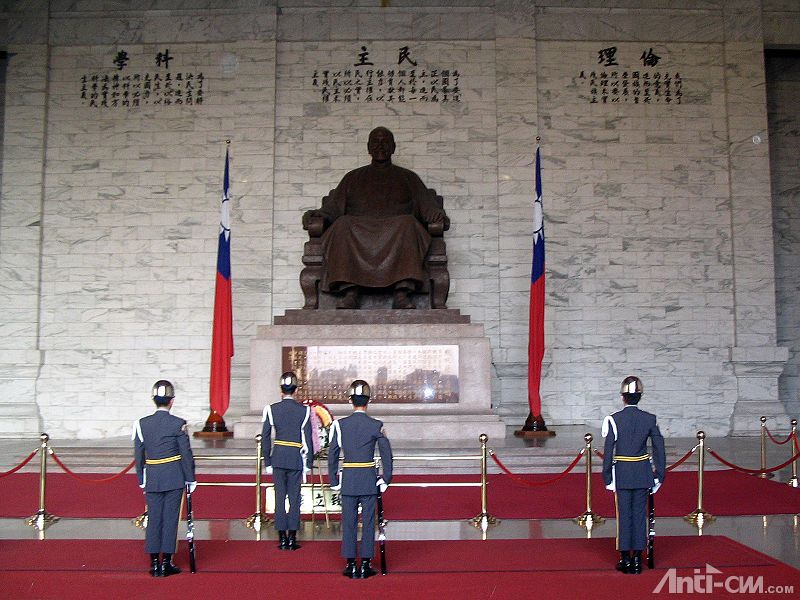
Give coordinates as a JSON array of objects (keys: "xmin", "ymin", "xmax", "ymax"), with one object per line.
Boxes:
[{"xmin": 367, "ymin": 127, "xmax": 396, "ymax": 163}]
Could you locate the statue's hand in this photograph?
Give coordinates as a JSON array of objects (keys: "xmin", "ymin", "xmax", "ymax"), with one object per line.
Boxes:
[
  {"xmin": 427, "ymin": 208, "xmax": 446, "ymax": 224},
  {"xmin": 424, "ymin": 208, "xmax": 450, "ymax": 235},
  {"xmin": 302, "ymin": 209, "xmax": 322, "ymax": 230},
  {"xmin": 303, "ymin": 210, "xmax": 328, "ymax": 236}
]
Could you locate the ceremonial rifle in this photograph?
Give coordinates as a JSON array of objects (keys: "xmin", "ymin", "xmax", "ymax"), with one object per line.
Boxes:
[
  {"xmin": 376, "ymin": 484, "xmax": 387, "ymax": 575},
  {"xmin": 186, "ymin": 485, "xmax": 197, "ymax": 573},
  {"xmin": 647, "ymin": 489, "xmax": 655, "ymax": 569}
]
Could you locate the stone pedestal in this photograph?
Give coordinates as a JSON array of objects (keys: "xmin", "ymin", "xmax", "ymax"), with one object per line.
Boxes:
[{"xmin": 233, "ymin": 313, "xmax": 505, "ymax": 442}]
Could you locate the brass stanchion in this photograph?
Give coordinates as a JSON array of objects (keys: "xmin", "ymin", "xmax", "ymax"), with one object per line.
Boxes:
[
  {"xmin": 759, "ymin": 416, "xmax": 774, "ymax": 479},
  {"xmin": 470, "ymin": 434, "xmax": 498, "ymax": 533},
  {"xmin": 685, "ymin": 431, "xmax": 715, "ymax": 530},
  {"xmin": 25, "ymin": 433, "xmax": 60, "ymax": 531},
  {"xmin": 574, "ymin": 433, "xmax": 603, "ymax": 529},
  {"xmin": 245, "ymin": 434, "xmax": 269, "ymax": 534},
  {"xmin": 788, "ymin": 419, "xmax": 798, "ymax": 488}
]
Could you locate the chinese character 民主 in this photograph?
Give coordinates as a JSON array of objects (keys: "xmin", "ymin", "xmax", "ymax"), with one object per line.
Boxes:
[
  {"xmin": 354, "ymin": 46, "xmax": 374, "ymax": 67},
  {"xmin": 398, "ymin": 46, "xmax": 418, "ymax": 66}
]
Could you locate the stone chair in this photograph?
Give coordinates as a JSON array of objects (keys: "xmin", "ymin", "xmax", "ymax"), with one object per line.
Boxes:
[{"xmin": 300, "ymin": 188, "xmax": 450, "ymax": 310}]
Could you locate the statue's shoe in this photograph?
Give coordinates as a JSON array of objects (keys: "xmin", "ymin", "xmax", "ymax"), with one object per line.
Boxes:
[
  {"xmin": 336, "ymin": 289, "xmax": 359, "ymax": 309},
  {"xmin": 392, "ymin": 290, "xmax": 416, "ymax": 309}
]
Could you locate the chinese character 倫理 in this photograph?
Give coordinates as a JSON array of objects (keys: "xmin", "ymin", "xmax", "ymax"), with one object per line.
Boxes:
[
  {"xmin": 641, "ymin": 48, "xmax": 661, "ymax": 67},
  {"xmin": 598, "ymin": 47, "xmax": 619, "ymax": 67}
]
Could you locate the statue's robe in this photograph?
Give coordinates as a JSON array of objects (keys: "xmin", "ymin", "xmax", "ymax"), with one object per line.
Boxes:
[{"xmin": 317, "ymin": 163, "xmax": 443, "ymax": 293}]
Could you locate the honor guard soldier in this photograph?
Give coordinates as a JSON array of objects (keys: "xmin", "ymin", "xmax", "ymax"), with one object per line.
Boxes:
[
  {"xmin": 602, "ymin": 376, "xmax": 666, "ymax": 574},
  {"xmin": 328, "ymin": 380, "xmax": 393, "ymax": 579},
  {"xmin": 133, "ymin": 380, "xmax": 197, "ymax": 577},
  {"xmin": 261, "ymin": 371, "xmax": 314, "ymax": 550}
]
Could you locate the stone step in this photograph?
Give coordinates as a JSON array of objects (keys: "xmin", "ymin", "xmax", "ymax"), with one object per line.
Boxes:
[{"xmin": 5, "ymin": 435, "xmax": 738, "ymax": 475}]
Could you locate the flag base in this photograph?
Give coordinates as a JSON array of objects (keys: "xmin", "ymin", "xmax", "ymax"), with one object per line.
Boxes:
[
  {"xmin": 514, "ymin": 412, "xmax": 556, "ymax": 438},
  {"xmin": 193, "ymin": 409, "xmax": 234, "ymax": 439}
]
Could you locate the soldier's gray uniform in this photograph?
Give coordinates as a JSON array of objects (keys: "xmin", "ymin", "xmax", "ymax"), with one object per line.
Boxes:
[
  {"xmin": 261, "ymin": 396, "xmax": 313, "ymax": 532},
  {"xmin": 327, "ymin": 411, "xmax": 393, "ymax": 559},
  {"xmin": 133, "ymin": 408, "xmax": 196, "ymax": 554},
  {"xmin": 602, "ymin": 405, "xmax": 666, "ymax": 552}
]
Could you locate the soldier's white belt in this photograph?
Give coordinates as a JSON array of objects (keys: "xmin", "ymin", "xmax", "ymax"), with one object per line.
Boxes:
[
  {"xmin": 274, "ymin": 440, "xmax": 302, "ymax": 448},
  {"xmin": 342, "ymin": 461, "xmax": 376, "ymax": 467},
  {"xmin": 146, "ymin": 454, "xmax": 182, "ymax": 465},
  {"xmin": 613, "ymin": 454, "xmax": 651, "ymax": 462}
]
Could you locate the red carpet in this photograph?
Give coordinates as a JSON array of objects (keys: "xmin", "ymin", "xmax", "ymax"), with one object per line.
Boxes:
[
  {"xmin": 1, "ymin": 470, "xmax": 797, "ymax": 520},
  {"xmin": 0, "ymin": 537, "xmax": 798, "ymax": 599}
]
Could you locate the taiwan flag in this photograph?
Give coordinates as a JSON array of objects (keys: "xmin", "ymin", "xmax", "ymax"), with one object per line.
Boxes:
[
  {"xmin": 528, "ymin": 147, "xmax": 545, "ymax": 418},
  {"xmin": 209, "ymin": 148, "xmax": 233, "ymax": 417}
]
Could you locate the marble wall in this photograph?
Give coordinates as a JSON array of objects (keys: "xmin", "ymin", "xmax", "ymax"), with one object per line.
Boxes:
[{"xmin": 0, "ymin": 0, "xmax": 798, "ymax": 439}]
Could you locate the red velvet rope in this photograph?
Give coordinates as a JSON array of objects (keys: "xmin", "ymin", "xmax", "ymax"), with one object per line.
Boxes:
[
  {"xmin": 0, "ymin": 450, "xmax": 39, "ymax": 479},
  {"xmin": 665, "ymin": 448, "xmax": 696, "ymax": 472},
  {"xmin": 489, "ymin": 449, "xmax": 585, "ymax": 488},
  {"xmin": 50, "ymin": 451, "xmax": 136, "ymax": 484},
  {"xmin": 795, "ymin": 435, "xmax": 800, "ymax": 454},
  {"xmin": 765, "ymin": 428, "xmax": 795, "ymax": 446},
  {"xmin": 708, "ymin": 448, "xmax": 800, "ymax": 475}
]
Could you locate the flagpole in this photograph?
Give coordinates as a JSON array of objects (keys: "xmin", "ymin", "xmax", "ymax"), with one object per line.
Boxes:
[
  {"xmin": 515, "ymin": 139, "xmax": 555, "ymax": 438},
  {"xmin": 196, "ymin": 140, "xmax": 234, "ymax": 439}
]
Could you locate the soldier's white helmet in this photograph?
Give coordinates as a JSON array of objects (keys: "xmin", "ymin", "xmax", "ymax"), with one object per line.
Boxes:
[
  {"xmin": 152, "ymin": 380, "xmax": 175, "ymax": 400},
  {"xmin": 620, "ymin": 376, "xmax": 643, "ymax": 395},
  {"xmin": 280, "ymin": 371, "xmax": 298, "ymax": 393},
  {"xmin": 349, "ymin": 379, "xmax": 371, "ymax": 399}
]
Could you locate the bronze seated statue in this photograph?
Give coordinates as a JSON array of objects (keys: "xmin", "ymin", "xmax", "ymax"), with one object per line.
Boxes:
[
  {"xmin": 300, "ymin": 127, "xmax": 451, "ymax": 311},
  {"xmin": 300, "ymin": 187, "xmax": 450, "ymax": 310}
]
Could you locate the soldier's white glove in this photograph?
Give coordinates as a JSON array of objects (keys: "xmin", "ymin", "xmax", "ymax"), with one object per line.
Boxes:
[
  {"xmin": 264, "ymin": 466, "xmax": 273, "ymax": 475},
  {"xmin": 330, "ymin": 483, "xmax": 342, "ymax": 492},
  {"xmin": 376, "ymin": 478, "xmax": 388, "ymax": 493},
  {"xmin": 186, "ymin": 481, "xmax": 197, "ymax": 493},
  {"xmin": 652, "ymin": 478, "xmax": 662, "ymax": 494}
]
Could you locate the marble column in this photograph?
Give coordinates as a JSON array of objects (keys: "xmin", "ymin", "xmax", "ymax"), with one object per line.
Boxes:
[
  {"xmin": 723, "ymin": 1, "xmax": 788, "ymax": 434},
  {"xmin": 0, "ymin": 3, "xmax": 48, "ymax": 436}
]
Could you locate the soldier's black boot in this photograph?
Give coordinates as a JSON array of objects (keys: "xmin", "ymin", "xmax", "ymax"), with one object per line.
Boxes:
[
  {"xmin": 629, "ymin": 551, "xmax": 642, "ymax": 575},
  {"xmin": 615, "ymin": 551, "xmax": 631, "ymax": 573},
  {"xmin": 287, "ymin": 530, "xmax": 301, "ymax": 550},
  {"xmin": 359, "ymin": 558, "xmax": 377, "ymax": 579},
  {"xmin": 278, "ymin": 530, "xmax": 288, "ymax": 550},
  {"xmin": 149, "ymin": 553, "xmax": 161, "ymax": 577},
  {"xmin": 160, "ymin": 554, "xmax": 181, "ymax": 577},
  {"xmin": 342, "ymin": 559, "xmax": 357, "ymax": 578}
]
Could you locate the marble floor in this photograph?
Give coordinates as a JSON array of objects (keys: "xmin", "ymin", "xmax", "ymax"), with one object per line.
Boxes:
[{"xmin": 1, "ymin": 425, "xmax": 798, "ymax": 570}]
